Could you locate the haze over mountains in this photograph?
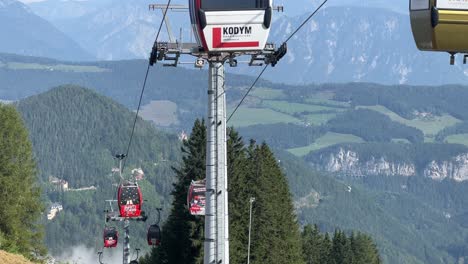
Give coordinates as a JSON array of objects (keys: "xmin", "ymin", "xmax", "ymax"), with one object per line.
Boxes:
[
  {"xmin": 263, "ymin": 7, "xmax": 468, "ymax": 85},
  {"xmin": 0, "ymin": 0, "xmax": 92, "ymax": 60},
  {"xmin": 4, "ymin": 0, "xmax": 461, "ymax": 86}
]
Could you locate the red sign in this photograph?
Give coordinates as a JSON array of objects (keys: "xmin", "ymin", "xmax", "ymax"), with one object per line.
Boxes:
[{"xmin": 212, "ymin": 28, "xmax": 259, "ymax": 49}]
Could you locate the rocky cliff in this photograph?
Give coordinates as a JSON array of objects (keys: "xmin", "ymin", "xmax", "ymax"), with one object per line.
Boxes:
[
  {"xmin": 310, "ymin": 147, "xmax": 468, "ymax": 181},
  {"xmin": 424, "ymin": 154, "xmax": 468, "ymax": 182}
]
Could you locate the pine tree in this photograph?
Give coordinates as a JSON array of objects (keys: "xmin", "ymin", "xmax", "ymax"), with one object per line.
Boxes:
[
  {"xmin": 322, "ymin": 233, "xmax": 333, "ymax": 264},
  {"xmin": 143, "ymin": 125, "xmax": 305, "ymax": 264},
  {"xmin": 245, "ymin": 142, "xmax": 305, "ymax": 264},
  {"xmin": 142, "ymin": 119, "xmax": 206, "ymax": 264},
  {"xmin": 0, "ymin": 104, "xmax": 46, "ymax": 260},
  {"xmin": 227, "ymin": 128, "xmax": 250, "ymax": 264},
  {"xmin": 330, "ymin": 230, "xmax": 350, "ymax": 264},
  {"xmin": 301, "ymin": 226, "xmax": 381, "ymax": 264},
  {"xmin": 350, "ymin": 233, "xmax": 381, "ymax": 264},
  {"xmin": 302, "ymin": 225, "xmax": 324, "ymax": 264}
]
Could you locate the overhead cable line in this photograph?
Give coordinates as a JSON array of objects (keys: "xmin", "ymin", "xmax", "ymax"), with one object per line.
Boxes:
[
  {"xmin": 122, "ymin": 0, "xmax": 173, "ymax": 171},
  {"xmin": 227, "ymin": 0, "xmax": 329, "ymax": 123}
]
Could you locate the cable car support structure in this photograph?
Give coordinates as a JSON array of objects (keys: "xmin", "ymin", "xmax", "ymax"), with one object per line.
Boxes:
[{"xmin": 149, "ymin": 4, "xmax": 286, "ymax": 264}]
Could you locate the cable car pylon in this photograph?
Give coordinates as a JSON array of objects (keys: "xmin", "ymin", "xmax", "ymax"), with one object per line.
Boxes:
[
  {"xmin": 149, "ymin": 2, "xmax": 287, "ymax": 263},
  {"xmin": 99, "ymin": 154, "xmax": 149, "ymax": 264}
]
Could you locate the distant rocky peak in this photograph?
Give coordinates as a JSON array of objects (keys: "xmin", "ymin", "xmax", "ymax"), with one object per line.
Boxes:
[{"xmin": 315, "ymin": 147, "xmax": 416, "ymax": 177}]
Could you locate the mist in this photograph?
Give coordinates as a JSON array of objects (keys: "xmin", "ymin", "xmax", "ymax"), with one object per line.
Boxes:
[{"xmin": 54, "ymin": 245, "xmax": 127, "ymax": 264}]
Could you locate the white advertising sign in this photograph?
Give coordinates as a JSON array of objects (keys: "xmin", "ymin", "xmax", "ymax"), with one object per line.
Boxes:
[
  {"xmin": 411, "ymin": 0, "xmax": 429, "ymax": 10},
  {"xmin": 437, "ymin": 0, "xmax": 468, "ymax": 10}
]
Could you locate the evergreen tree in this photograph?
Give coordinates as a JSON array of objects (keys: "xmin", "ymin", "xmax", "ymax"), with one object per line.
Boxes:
[
  {"xmin": 350, "ymin": 233, "xmax": 381, "ymax": 264},
  {"xmin": 0, "ymin": 104, "xmax": 46, "ymax": 260},
  {"xmin": 227, "ymin": 128, "xmax": 250, "ymax": 264},
  {"xmin": 245, "ymin": 142, "xmax": 305, "ymax": 264},
  {"xmin": 143, "ymin": 124, "xmax": 305, "ymax": 264},
  {"xmin": 142, "ymin": 119, "xmax": 206, "ymax": 264},
  {"xmin": 301, "ymin": 225, "xmax": 381, "ymax": 264},
  {"xmin": 321, "ymin": 233, "xmax": 333, "ymax": 264},
  {"xmin": 330, "ymin": 230, "xmax": 345, "ymax": 264},
  {"xmin": 302, "ymin": 225, "xmax": 323, "ymax": 264}
]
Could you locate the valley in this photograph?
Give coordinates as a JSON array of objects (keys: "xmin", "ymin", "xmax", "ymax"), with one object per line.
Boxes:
[
  {"xmin": 2, "ymin": 0, "xmax": 468, "ymax": 262},
  {"xmin": 2, "ymin": 53, "xmax": 468, "ymax": 262}
]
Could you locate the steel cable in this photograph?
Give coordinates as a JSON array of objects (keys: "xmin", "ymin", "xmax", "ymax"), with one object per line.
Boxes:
[
  {"xmin": 122, "ymin": 0, "xmax": 173, "ymax": 171},
  {"xmin": 227, "ymin": 0, "xmax": 329, "ymax": 123}
]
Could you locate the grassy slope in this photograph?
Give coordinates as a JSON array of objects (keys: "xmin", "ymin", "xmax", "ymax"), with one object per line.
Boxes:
[
  {"xmin": 139, "ymin": 100, "xmax": 179, "ymax": 126},
  {"xmin": 247, "ymin": 87, "xmax": 465, "ymax": 153},
  {"xmin": 358, "ymin": 105, "xmax": 460, "ymax": 140},
  {"xmin": 445, "ymin": 134, "xmax": 468, "ymax": 146},
  {"xmin": 228, "ymin": 107, "xmax": 302, "ymax": 127},
  {"xmin": 262, "ymin": 100, "xmax": 344, "ymax": 114},
  {"xmin": 246, "ymin": 89, "xmax": 464, "ymax": 153},
  {"xmin": 288, "ymin": 132, "xmax": 364, "ymax": 156},
  {"xmin": 0, "ymin": 251, "xmax": 35, "ymax": 264}
]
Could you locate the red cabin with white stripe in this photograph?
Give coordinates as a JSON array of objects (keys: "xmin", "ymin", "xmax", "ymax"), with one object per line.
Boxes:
[
  {"xmin": 103, "ymin": 227, "xmax": 118, "ymax": 248},
  {"xmin": 118, "ymin": 182, "xmax": 143, "ymax": 218},
  {"xmin": 189, "ymin": 0, "xmax": 273, "ymax": 52}
]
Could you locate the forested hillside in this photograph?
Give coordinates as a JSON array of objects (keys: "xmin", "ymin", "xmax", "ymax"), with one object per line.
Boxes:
[{"xmin": 16, "ymin": 86, "xmax": 181, "ymax": 255}]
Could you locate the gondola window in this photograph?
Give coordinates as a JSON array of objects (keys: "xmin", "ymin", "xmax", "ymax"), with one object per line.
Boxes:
[
  {"xmin": 411, "ymin": 0, "xmax": 429, "ymax": 10},
  {"xmin": 201, "ymin": 0, "xmax": 268, "ymax": 11}
]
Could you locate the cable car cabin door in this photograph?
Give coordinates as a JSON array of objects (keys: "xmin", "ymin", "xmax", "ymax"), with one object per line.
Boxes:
[{"xmin": 190, "ymin": 0, "xmax": 273, "ymax": 52}]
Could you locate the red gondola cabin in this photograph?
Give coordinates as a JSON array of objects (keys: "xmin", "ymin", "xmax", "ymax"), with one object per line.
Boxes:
[
  {"xmin": 118, "ymin": 182, "xmax": 143, "ymax": 218},
  {"xmin": 187, "ymin": 180, "xmax": 206, "ymax": 216},
  {"xmin": 103, "ymin": 227, "xmax": 118, "ymax": 248}
]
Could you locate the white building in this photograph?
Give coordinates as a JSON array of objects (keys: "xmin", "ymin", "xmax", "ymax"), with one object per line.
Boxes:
[{"xmin": 47, "ymin": 203, "xmax": 63, "ymax": 220}]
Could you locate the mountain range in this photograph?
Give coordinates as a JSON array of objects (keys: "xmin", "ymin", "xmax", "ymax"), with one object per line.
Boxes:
[
  {"xmin": 282, "ymin": 0, "xmax": 408, "ymax": 15},
  {"xmin": 29, "ymin": 0, "xmax": 188, "ymax": 60},
  {"xmin": 15, "ymin": 0, "xmax": 467, "ymax": 86},
  {"xmin": 245, "ymin": 6, "xmax": 468, "ymax": 85},
  {"xmin": 0, "ymin": 0, "xmax": 92, "ymax": 60}
]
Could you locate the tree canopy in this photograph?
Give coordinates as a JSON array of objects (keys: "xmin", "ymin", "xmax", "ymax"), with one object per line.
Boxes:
[
  {"xmin": 142, "ymin": 121, "xmax": 305, "ymax": 264},
  {"xmin": 0, "ymin": 104, "xmax": 46, "ymax": 260}
]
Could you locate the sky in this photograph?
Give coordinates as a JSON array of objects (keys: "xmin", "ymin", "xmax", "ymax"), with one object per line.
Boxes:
[{"xmin": 17, "ymin": 0, "xmax": 408, "ymax": 15}]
